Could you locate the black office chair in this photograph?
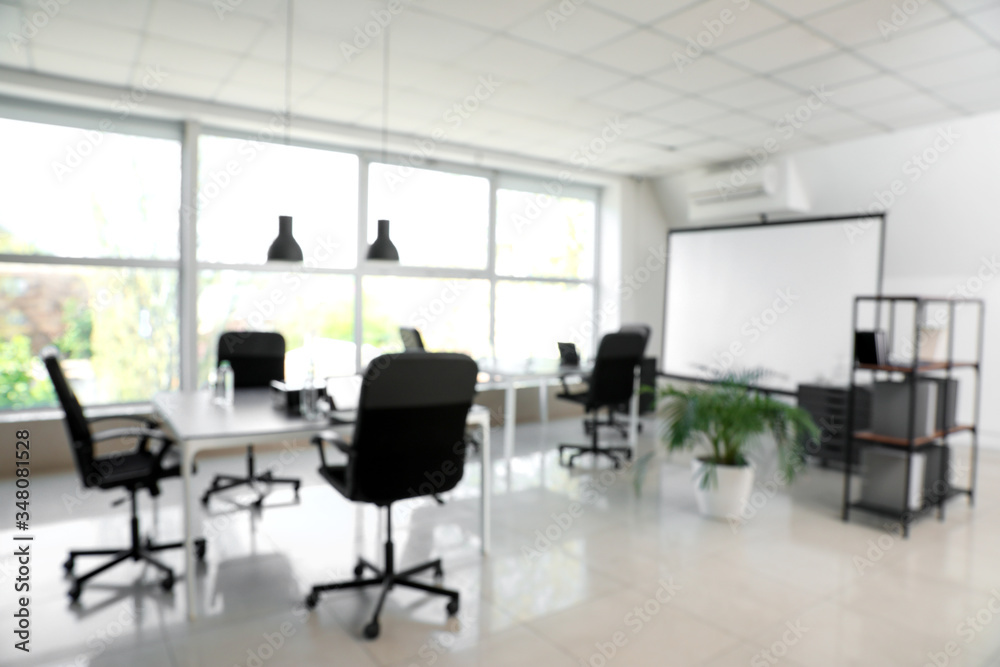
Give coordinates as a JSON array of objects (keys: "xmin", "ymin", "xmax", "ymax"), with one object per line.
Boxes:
[
  {"xmin": 304, "ymin": 352, "xmax": 478, "ymax": 639},
  {"xmin": 557, "ymin": 331, "xmax": 645, "ymax": 469},
  {"xmin": 607, "ymin": 323, "xmax": 652, "ymax": 434},
  {"xmin": 42, "ymin": 348, "xmax": 206, "ymax": 602},
  {"xmin": 201, "ymin": 331, "xmax": 301, "ymax": 507}
]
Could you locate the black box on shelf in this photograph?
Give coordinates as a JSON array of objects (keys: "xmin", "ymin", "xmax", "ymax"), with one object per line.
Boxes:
[{"xmin": 871, "ymin": 380, "xmax": 938, "ymax": 440}]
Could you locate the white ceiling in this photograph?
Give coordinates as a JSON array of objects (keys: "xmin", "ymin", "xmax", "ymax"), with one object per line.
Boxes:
[{"xmin": 1, "ymin": 0, "xmax": 999, "ymax": 175}]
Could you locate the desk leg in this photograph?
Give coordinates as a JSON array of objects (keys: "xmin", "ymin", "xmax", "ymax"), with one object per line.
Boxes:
[
  {"xmin": 628, "ymin": 374, "xmax": 639, "ymax": 450},
  {"xmin": 538, "ymin": 383, "xmax": 548, "ymax": 425},
  {"xmin": 480, "ymin": 416, "xmax": 491, "ymax": 556},
  {"xmin": 183, "ymin": 443, "xmax": 196, "ymax": 621},
  {"xmin": 503, "ymin": 384, "xmax": 516, "ymax": 463}
]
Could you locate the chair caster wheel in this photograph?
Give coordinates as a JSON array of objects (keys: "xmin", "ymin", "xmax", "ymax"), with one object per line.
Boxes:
[
  {"xmin": 200, "ymin": 494, "xmax": 210, "ymax": 507},
  {"xmin": 353, "ymin": 563, "xmax": 365, "ymax": 578},
  {"xmin": 363, "ymin": 621, "xmax": 380, "ymax": 639},
  {"xmin": 63, "ymin": 558, "xmax": 74, "ymax": 574},
  {"xmin": 196, "ymin": 540, "xmax": 207, "ymax": 561},
  {"xmin": 160, "ymin": 574, "xmax": 175, "ymax": 593},
  {"xmin": 68, "ymin": 583, "xmax": 81, "ymax": 602},
  {"xmin": 305, "ymin": 592, "xmax": 318, "ymax": 610},
  {"xmin": 433, "ymin": 565, "xmax": 444, "ymax": 579},
  {"xmin": 446, "ymin": 599, "xmax": 459, "ymax": 616}
]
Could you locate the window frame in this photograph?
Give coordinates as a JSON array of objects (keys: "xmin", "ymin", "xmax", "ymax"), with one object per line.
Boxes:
[{"xmin": 0, "ymin": 103, "xmax": 603, "ymax": 412}]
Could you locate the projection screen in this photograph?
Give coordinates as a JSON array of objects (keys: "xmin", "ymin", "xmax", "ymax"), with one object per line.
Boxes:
[{"xmin": 662, "ymin": 216, "xmax": 884, "ymax": 393}]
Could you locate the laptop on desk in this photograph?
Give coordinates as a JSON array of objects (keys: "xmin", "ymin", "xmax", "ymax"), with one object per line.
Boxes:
[{"xmin": 557, "ymin": 342, "xmax": 580, "ymax": 367}]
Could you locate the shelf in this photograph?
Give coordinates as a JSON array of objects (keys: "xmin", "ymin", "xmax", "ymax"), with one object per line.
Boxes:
[
  {"xmin": 853, "ymin": 425, "xmax": 975, "ymax": 448},
  {"xmin": 856, "ymin": 361, "xmax": 978, "ymax": 373}
]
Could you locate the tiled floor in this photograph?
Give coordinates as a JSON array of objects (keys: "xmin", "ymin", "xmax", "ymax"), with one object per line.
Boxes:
[{"xmin": 3, "ymin": 418, "xmax": 1000, "ymax": 666}]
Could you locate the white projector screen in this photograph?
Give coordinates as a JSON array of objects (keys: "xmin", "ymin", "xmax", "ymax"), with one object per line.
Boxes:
[{"xmin": 662, "ymin": 217, "xmax": 884, "ymax": 392}]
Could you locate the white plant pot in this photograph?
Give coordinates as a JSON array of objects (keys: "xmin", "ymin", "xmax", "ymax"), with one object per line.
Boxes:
[{"xmin": 690, "ymin": 460, "xmax": 755, "ymax": 520}]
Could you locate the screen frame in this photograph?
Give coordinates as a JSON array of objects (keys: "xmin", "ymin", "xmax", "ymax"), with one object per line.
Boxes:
[{"xmin": 660, "ymin": 212, "xmax": 887, "ymax": 396}]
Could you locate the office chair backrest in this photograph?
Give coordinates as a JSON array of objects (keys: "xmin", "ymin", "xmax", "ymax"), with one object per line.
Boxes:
[
  {"xmin": 351, "ymin": 353, "xmax": 478, "ymax": 504},
  {"xmin": 587, "ymin": 331, "xmax": 646, "ymax": 408},
  {"xmin": 618, "ymin": 324, "xmax": 651, "ymax": 354},
  {"xmin": 399, "ymin": 327, "xmax": 426, "ymax": 352},
  {"xmin": 218, "ymin": 331, "xmax": 285, "ymax": 388},
  {"xmin": 42, "ymin": 349, "xmax": 98, "ymax": 485}
]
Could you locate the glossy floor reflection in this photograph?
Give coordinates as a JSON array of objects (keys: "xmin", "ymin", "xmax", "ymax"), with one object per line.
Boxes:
[{"xmin": 4, "ymin": 418, "xmax": 1000, "ymax": 666}]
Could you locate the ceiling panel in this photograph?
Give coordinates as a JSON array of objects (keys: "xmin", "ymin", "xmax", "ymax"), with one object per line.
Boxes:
[
  {"xmin": 2, "ymin": 0, "xmax": 999, "ymax": 176},
  {"xmin": 718, "ymin": 24, "xmax": 839, "ymax": 72},
  {"xmin": 806, "ymin": 0, "xmax": 950, "ymax": 46},
  {"xmin": 655, "ymin": 0, "xmax": 787, "ymax": 50}
]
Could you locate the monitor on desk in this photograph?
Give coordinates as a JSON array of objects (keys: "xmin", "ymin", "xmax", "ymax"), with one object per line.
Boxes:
[
  {"xmin": 557, "ymin": 342, "xmax": 580, "ymax": 367},
  {"xmin": 399, "ymin": 327, "xmax": 426, "ymax": 352}
]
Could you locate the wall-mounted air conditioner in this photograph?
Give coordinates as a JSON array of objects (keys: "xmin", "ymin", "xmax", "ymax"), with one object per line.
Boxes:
[{"xmin": 685, "ymin": 156, "xmax": 810, "ymax": 222}]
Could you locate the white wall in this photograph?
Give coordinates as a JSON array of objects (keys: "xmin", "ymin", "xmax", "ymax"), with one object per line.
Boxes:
[{"xmin": 654, "ymin": 109, "xmax": 1000, "ymax": 446}]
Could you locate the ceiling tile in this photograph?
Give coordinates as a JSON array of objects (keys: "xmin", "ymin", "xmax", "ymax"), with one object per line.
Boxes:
[
  {"xmin": 965, "ymin": 5, "xmax": 1000, "ymax": 41},
  {"xmin": 772, "ymin": 53, "xmax": 879, "ymax": 90},
  {"xmin": 152, "ymin": 71, "xmax": 223, "ymax": 100},
  {"xmin": 898, "ymin": 48, "xmax": 1000, "ymax": 90},
  {"xmin": 642, "ymin": 126, "xmax": 711, "ymax": 149},
  {"xmin": 856, "ymin": 19, "xmax": 992, "ymax": 71},
  {"xmin": 655, "ymin": 0, "xmax": 786, "ymax": 50},
  {"xmin": 586, "ymin": 79, "xmax": 680, "ymax": 113},
  {"xmin": 147, "ymin": 0, "xmax": 266, "ymax": 54},
  {"xmin": 789, "ymin": 110, "xmax": 879, "ymax": 136},
  {"xmin": 648, "ymin": 55, "xmax": 751, "ymax": 94},
  {"xmin": 456, "ymin": 36, "xmax": 567, "ymax": 84},
  {"xmin": 59, "ymin": 0, "xmax": 153, "ymax": 31},
  {"xmin": 828, "ymin": 75, "xmax": 920, "ymax": 107},
  {"xmin": 304, "ymin": 75, "xmax": 383, "ymax": 110},
  {"xmin": 534, "ymin": 60, "xmax": 629, "ymax": 99},
  {"xmin": 214, "ymin": 80, "xmax": 283, "ymax": 111},
  {"xmin": 415, "ymin": 0, "xmax": 547, "ymax": 31},
  {"xmin": 687, "ymin": 111, "xmax": 773, "ymax": 137},
  {"xmin": 390, "ymin": 12, "xmax": 492, "ymax": 63},
  {"xmin": 806, "ymin": 0, "xmax": 950, "ymax": 46},
  {"xmin": 760, "ymin": 0, "xmax": 853, "ymax": 18},
  {"xmin": 585, "ymin": 28, "xmax": 677, "ymax": 75},
  {"xmin": 700, "ymin": 77, "xmax": 798, "ymax": 108},
  {"xmin": 187, "ymin": 0, "xmax": 284, "ymax": 22},
  {"xmin": 136, "ymin": 37, "xmax": 242, "ymax": 80},
  {"xmin": 508, "ymin": 5, "xmax": 633, "ymax": 54},
  {"xmin": 717, "ymin": 24, "xmax": 838, "ymax": 72},
  {"xmin": 31, "ymin": 47, "xmax": 133, "ymax": 88},
  {"xmin": 940, "ymin": 0, "xmax": 997, "ymax": 11},
  {"xmin": 614, "ymin": 114, "xmax": 671, "ymax": 140},
  {"xmin": 935, "ymin": 77, "xmax": 1000, "ymax": 112},
  {"xmin": 680, "ymin": 138, "xmax": 747, "ymax": 162},
  {"xmin": 646, "ymin": 97, "xmax": 731, "ymax": 125},
  {"xmin": 855, "ymin": 93, "xmax": 953, "ymax": 126},
  {"xmin": 589, "ymin": 0, "xmax": 689, "ymax": 24},
  {"xmin": 30, "ymin": 18, "xmax": 142, "ymax": 63}
]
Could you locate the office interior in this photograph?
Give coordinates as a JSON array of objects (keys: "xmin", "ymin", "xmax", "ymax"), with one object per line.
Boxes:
[{"xmin": 2, "ymin": 0, "xmax": 1000, "ymax": 665}]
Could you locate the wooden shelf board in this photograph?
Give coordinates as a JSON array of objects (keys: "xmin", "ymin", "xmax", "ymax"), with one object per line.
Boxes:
[{"xmin": 853, "ymin": 425, "xmax": 974, "ymax": 448}]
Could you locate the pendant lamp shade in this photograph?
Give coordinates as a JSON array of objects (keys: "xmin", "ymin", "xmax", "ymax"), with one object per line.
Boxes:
[
  {"xmin": 267, "ymin": 215, "xmax": 303, "ymax": 262},
  {"xmin": 367, "ymin": 219, "xmax": 399, "ymax": 261}
]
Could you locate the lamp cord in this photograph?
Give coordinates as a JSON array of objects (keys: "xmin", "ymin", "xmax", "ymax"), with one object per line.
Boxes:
[
  {"xmin": 285, "ymin": 0, "xmax": 293, "ymax": 146},
  {"xmin": 381, "ymin": 26, "xmax": 389, "ymax": 164}
]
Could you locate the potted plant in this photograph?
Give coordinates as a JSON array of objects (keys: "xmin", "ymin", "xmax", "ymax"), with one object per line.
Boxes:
[{"xmin": 652, "ymin": 369, "xmax": 819, "ymax": 519}]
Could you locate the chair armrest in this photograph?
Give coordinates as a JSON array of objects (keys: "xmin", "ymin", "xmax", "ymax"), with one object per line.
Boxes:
[
  {"xmin": 91, "ymin": 427, "xmax": 176, "ymax": 464},
  {"xmin": 311, "ymin": 432, "xmax": 353, "ymax": 468},
  {"xmin": 88, "ymin": 414, "xmax": 159, "ymax": 429}
]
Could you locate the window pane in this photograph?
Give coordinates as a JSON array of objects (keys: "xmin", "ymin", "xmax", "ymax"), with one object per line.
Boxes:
[
  {"xmin": 197, "ymin": 136, "xmax": 358, "ymax": 268},
  {"xmin": 0, "ymin": 117, "xmax": 181, "ymax": 259},
  {"xmin": 367, "ymin": 164, "xmax": 489, "ymax": 269},
  {"xmin": 198, "ymin": 271, "xmax": 355, "ymax": 385},
  {"xmin": 495, "ymin": 190, "xmax": 595, "ymax": 279},
  {"xmin": 1, "ymin": 264, "xmax": 179, "ymax": 409},
  {"xmin": 494, "ymin": 281, "xmax": 593, "ymax": 361},
  {"xmin": 362, "ymin": 277, "xmax": 491, "ymax": 361}
]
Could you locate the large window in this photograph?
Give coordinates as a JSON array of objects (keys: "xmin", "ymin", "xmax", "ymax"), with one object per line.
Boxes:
[
  {"xmin": 0, "ymin": 115, "xmax": 181, "ymax": 409},
  {"xmin": 0, "ymin": 108, "xmax": 601, "ymax": 412}
]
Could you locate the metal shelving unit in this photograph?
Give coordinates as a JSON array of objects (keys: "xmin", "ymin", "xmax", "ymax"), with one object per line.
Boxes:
[{"xmin": 842, "ymin": 296, "xmax": 984, "ymax": 537}]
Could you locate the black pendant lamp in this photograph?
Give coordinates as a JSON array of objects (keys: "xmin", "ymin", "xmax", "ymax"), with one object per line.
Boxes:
[
  {"xmin": 267, "ymin": 215, "xmax": 303, "ymax": 261},
  {"xmin": 367, "ymin": 219, "xmax": 398, "ymax": 261},
  {"xmin": 366, "ymin": 27, "xmax": 400, "ymax": 263},
  {"xmin": 266, "ymin": 1, "xmax": 303, "ymax": 264}
]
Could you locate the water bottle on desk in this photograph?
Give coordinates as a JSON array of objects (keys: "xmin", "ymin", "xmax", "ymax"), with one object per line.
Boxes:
[
  {"xmin": 302, "ymin": 362, "xmax": 318, "ymax": 419},
  {"xmin": 216, "ymin": 360, "xmax": 235, "ymax": 407}
]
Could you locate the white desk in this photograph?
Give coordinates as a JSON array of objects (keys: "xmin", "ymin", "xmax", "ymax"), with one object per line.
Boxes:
[
  {"xmin": 476, "ymin": 360, "xmax": 639, "ymax": 461},
  {"xmin": 152, "ymin": 389, "xmax": 491, "ymax": 620}
]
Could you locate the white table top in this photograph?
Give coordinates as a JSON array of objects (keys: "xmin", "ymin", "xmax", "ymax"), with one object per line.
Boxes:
[
  {"xmin": 476, "ymin": 359, "xmax": 591, "ymax": 383},
  {"xmin": 152, "ymin": 388, "xmax": 327, "ymax": 442}
]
